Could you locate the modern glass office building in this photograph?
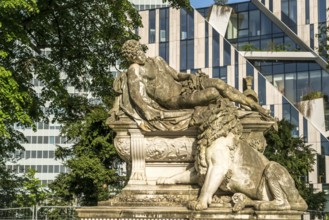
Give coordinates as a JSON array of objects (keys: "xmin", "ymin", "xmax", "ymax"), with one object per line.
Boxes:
[{"xmin": 137, "ymin": 0, "xmax": 329, "ymax": 210}]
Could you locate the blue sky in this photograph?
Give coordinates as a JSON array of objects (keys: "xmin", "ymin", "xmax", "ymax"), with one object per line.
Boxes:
[{"xmin": 190, "ymin": 0, "xmax": 248, "ymax": 8}]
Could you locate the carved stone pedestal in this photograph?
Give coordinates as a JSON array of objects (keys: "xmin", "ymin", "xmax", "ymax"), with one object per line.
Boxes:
[
  {"xmin": 77, "ymin": 114, "xmax": 304, "ymax": 219},
  {"xmin": 77, "ymin": 206, "xmax": 304, "ymax": 220}
]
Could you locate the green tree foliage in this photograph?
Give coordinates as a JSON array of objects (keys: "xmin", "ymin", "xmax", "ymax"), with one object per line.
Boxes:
[
  {"xmin": 0, "ymin": 0, "xmax": 191, "ymax": 206},
  {"xmin": 49, "ymin": 107, "xmax": 124, "ymax": 206},
  {"xmin": 12, "ymin": 169, "xmax": 49, "ymax": 207},
  {"xmin": 264, "ymin": 119, "xmax": 326, "ymax": 211}
]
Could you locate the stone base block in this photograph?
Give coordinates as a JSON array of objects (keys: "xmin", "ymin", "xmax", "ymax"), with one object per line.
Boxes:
[
  {"xmin": 77, "ymin": 206, "xmax": 304, "ymax": 220},
  {"xmin": 98, "ymin": 185, "xmax": 200, "ymax": 207}
]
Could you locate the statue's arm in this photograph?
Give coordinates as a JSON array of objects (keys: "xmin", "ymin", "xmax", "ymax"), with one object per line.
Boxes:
[
  {"xmin": 156, "ymin": 56, "xmax": 190, "ymax": 81},
  {"xmin": 127, "ymin": 65, "xmax": 159, "ymax": 121}
]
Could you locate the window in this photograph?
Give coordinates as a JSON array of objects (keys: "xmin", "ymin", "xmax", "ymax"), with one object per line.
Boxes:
[
  {"xmin": 50, "ymin": 136, "xmax": 55, "ymax": 144},
  {"xmin": 180, "ymin": 9, "xmax": 194, "ymax": 70},
  {"xmin": 26, "ymin": 151, "xmax": 30, "ymax": 159},
  {"xmin": 149, "ymin": 10, "xmax": 156, "ymax": 43},
  {"xmin": 303, "ymin": 118, "xmax": 308, "ymax": 142},
  {"xmin": 32, "ymin": 151, "xmax": 37, "ymax": 158},
  {"xmin": 159, "ymin": 8, "xmax": 169, "ymax": 42},
  {"xmin": 55, "ymin": 165, "xmax": 60, "ymax": 173},
  {"xmin": 37, "ymin": 165, "xmax": 42, "ymax": 172},
  {"xmin": 269, "ymin": 0, "xmax": 273, "ymax": 12},
  {"xmin": 48, "ymin": 165, "xmax": 54, "ymax": 173},
  {"xmin": 43, "ymin": 151, "xmax": 49, "ymax": 158},
  {"xmin": 249, "ymin": 10, "xmax": 260, "ymax": 37},
  {"xmin": 258, "ymin": 74, "xmax": 266, "ymax": 105},
  {"xmin": 318, "ymin": 0, "xmax": 327, "ymax": 23},
  {"xmin": 49, "ymin": 151, "xmax": 55, "ymax": 158},
  {"xmin": 43, "ymin": 165, "xmax": 48, "ymax": 173},
  {"xmin": 305, "ymin": 0, "xmax": 310, "ymax": 24},
  {"xmin": 37, "ymin": 151, "xmax": 42, "ymax": 158},
  {"xmin": 224, "ymin": 40, "xmax": 231, "ymax": 66},
  {"xmin": 205, "ymin": 23, "xmax": 209, "ymax": 68},
  {"xmin": 281, "ymin": 0, "xmax": 297, "ymax": 31},
  {"xmin": 212, "ymin": 29, "xmax": 220, "ymax": 66},
  {"xmin": 285, "ymin": 72, "xmax": 296, "ymax": 103},
  {"xmin": 310, "ymin": 24, "xmax": 314, "ymax": 49}
]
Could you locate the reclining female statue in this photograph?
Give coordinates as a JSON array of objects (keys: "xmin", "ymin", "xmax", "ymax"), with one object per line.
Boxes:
[{"xmin": 110, "ymin": 39, "xmax": 307, "ymax": 212}]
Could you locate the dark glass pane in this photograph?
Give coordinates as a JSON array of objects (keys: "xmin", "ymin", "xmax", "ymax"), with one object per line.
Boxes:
[
  {"xmin": 181, "ymin": 9, "xmax": 187, "ymax": 40},
  {"xmin": 249, "ymin": 10, "xmax": 260, "ymax": 37},
  {"xmin": 213, "ymin": 67, "xmax": 220, "ymax": 78},
  {"xmin": 43, "ymin": 165, "xmax": 48, "ymax": 173},
  {"xmin": 187, "ymin": 40, "xmax": 194, "ymax": 69},
  {"xmin": 269, "ymin": 0, "xmax": 273, "ymax": 11},
  {"xmin": 212, "ymin": 29, "xmax": 220, "ymax": 66},
  {"xmin": 26, "ymin": 151, "xmax": 30, "ymax": 159},
  {"xmin": 297, "ymin": 62, "xmax": 308, "ymax": 72},
  {"xmin": 291, "ymin": 106, "xmax": 299, "ymax": 136},
  {"xmin": 318, "ymin": 0, "xmax": 327, "ymax": 23},
  {"xmin": 49, "ymin": 165, "xmax": 53, "ymax": 173},
  {"xmin": 238, "ymin": 12, "xmax": 248, "ymax": 29},
  {"xmin": 43, "ymin": 151, "xmax": 49, "ymax": 158},
  {"xmin": 297, "ymin": 71, "xmax": 309, "ymax": 101},
  {"xmin": 159, "ymin": 8, "xmax": 169, "ymax": 42},
  {"xmin": 309, "ymin": 70, "xmax": 322, "ymax": 92},
  {"xmin": 260, "ymin": 12, "xmax": 271, "ymax": 36},
  {"xmin": 187, "ymin": 11, "xmax": 194, "ymax": 39},
  {"xmin": 149, "ymin": 10, "xmax": 156, "ymax": 43},
  {"xmin": 273, "ymin": 63, "xmax": 284, "ymax": 74},
  {"xmin": 274, "ymin": 74, "xmax": 284, "ymax": 93},
  {"xmin": 224, "ymin": 40, "xmax": 231, "ymax": 65},
  {"xmin": 305, "ymin": 0, "xmax": 310, "ymax": 24},
  {"xmin": 37, "ymin": 151, "xmax": 42, "ymax": 158},
  {"xmin": 55, "ymin": 165, "xmax": 60, "ymax": 173},
  {"xmin": 49, "ymin": 151, "xmax": 55, "ymax": 158},
  {"xmin": 285, "ymin": 72, "xmax": 297, "ymax": 103},
  {"xmin": 220, "ymin": 66, "xmax": 227, "ymax": 82},
  {"xmin": 285, "ymin": 63, "xmax": 296, "ymax": 73},
  {"xmin": 322, "ymin": 71, "xmax": 329, "ymax": 98},
  {"xmin": 258, "ymin": 74, "xmax": 266, "ymax": 105},
  {"xmin": 238, "ymin": 3, "xmax": 249, "ymax": 11},
  {"xmin": 303, "ymin": 118, "xmax": 308, "ymax": 142},
  {"xmin": 44, "ymin": 136, "xmax": 48, "ymax": 144}
]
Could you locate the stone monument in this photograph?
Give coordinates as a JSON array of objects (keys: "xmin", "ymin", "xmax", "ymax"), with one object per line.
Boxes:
[{"xmin": 77, "ymin": 40, "xmax": 307, "ymax": 220}]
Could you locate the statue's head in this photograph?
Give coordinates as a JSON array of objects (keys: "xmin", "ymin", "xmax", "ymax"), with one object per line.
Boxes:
[{"xmin": 122, "ymin": 40, "xmax": 146, "ymax": 65}]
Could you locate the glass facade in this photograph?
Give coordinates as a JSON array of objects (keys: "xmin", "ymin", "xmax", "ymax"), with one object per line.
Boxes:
[
  {"xmin": 226, "ymin": 2, "xmax": 303, "ymax": 51},
  {"xmin": 135, "ymin": 2, "xmax": 329, "ymax": 201},
  {"xmin": 252, "ymin": 61, "xmax": 329, "ymax": 104}
]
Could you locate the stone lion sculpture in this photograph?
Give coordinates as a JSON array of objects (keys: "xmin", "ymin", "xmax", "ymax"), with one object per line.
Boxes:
[
  {"xmin": 110, "ymin": 39, "xmax": 307, "ymax": 212},
  {"xmin": 157, "ymin": 98, "xmax": 307, "ymax": 211}
]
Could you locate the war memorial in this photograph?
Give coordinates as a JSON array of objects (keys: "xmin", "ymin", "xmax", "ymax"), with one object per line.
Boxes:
[{"xmin": 76, "ymin": 39, "xmax": 308, "ymax": 219}]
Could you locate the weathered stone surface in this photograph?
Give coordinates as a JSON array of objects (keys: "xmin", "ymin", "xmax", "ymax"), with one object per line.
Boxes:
[
  {"xmin": 88, "ymin": 39, "xmax": 307, "ymax": 219},
  {"xmin": 77, "ymin": 206, "xmax": 304, "ymax": 220}
]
